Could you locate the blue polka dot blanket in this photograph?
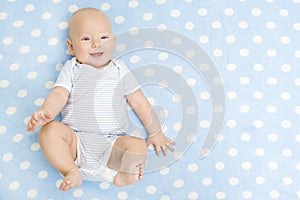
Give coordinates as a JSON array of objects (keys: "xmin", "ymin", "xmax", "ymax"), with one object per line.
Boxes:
[{"xmin": 1, "ymin": 1, "xmax": 300, "ymax": 199}]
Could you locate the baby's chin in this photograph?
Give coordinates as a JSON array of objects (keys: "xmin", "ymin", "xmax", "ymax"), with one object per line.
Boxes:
[{"xmin": 83, "ymin": 59, "xmax": 111, "ymax": 69}]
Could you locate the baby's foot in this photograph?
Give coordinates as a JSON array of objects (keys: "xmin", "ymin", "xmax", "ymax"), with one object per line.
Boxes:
[
  {"xmin": 113, "ymin": 162, "xmax": 144, "ymax": 187},
  {"xmin": 59, "ymin": 168, "xmax": 82, "ymax": 191}
]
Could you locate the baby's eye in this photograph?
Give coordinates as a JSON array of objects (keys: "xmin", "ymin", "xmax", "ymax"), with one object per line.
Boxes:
[
  {"xmin": 100, "ymin": 36, "xmax": 110, "ymax": 40},
  {"xmin": 81, "ymin": 37, "xmax": 91, "ymax": 41}
]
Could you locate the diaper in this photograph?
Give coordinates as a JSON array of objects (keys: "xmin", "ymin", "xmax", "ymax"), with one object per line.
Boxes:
[{"xmin": 74, "ymin": 132, "xmax": 124, "ymax": 182}]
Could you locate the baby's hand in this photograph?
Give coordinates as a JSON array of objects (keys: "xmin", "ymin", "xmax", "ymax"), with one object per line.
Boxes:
[
  {"xmin": 26, "ymin": 110, "xmax": 52, "ymax": 132},
  {"xmin": 146, "ymin": 131, "xmax": 175, "ymax": 156}
]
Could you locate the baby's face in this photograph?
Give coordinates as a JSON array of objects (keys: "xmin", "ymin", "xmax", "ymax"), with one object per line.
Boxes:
[{"xmin": 67, "ymin": 9, "xmax": 115, "ymax": 68}]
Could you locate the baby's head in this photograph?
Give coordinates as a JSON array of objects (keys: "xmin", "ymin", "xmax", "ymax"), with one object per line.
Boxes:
[{"xmin": 67, "ymin": 8, "xmax": 116, "ymax": 68}]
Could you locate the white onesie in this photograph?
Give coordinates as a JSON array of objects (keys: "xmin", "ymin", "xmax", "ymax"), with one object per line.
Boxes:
[{"xmin": 54, "ymin": 57, "xmax": 140, "ymax": 181}]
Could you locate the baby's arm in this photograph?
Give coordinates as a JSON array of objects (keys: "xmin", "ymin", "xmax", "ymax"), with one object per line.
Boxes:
[
  {"xmin": 127, "ymin": 89, "xmax": 175, "ymax": 156},
  {"xmin": 27, "ymin": 86, "xmax": 69, "ymax": 132}
]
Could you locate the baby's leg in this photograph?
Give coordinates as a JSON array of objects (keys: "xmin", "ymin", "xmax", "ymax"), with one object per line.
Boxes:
[
  {"xmin": 39, "ymin": 121, "xmax": 82, "ymax": 191},
  {"xmin": 107, "ymin": 136, "xmax": 147, "ymax": 187}
]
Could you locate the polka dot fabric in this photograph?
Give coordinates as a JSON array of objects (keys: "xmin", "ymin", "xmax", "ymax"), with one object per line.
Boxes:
[{"xmin": 1, "ymin": 0, "xmax": 300, "ymax": 199}]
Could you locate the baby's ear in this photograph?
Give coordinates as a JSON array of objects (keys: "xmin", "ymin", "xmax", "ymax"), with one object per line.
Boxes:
[{"xmin": 66, "ymin": 39, "xmax": 74, "ymax": 55}]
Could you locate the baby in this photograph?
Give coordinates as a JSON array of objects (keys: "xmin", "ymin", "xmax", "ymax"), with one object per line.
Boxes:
[{"xmin": 26, "ymin": 7, "xmax": 175, "ymax": 191}]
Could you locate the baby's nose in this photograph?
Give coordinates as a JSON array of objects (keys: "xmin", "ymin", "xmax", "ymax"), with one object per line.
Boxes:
[{"xmin": 92, "ymin": 40, "xmax": 101, "ymax": 48}]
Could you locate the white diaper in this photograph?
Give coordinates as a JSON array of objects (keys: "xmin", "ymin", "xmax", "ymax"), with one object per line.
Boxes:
[{"xmin": 74, "ymin": 132, "xmax": 123, "ymax": 182}]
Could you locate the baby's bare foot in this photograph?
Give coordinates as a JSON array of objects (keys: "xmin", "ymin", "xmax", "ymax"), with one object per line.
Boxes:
[
  {"xmin": 113, "ymin": 162, "xmax": 144, "ymax": 187},
  {"xmin": 59, "ymin": 168, "xmax": 82, "ymax": 191}
]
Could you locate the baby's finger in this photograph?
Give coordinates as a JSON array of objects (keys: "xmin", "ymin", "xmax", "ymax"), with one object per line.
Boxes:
[{"xmin": 162, "ymin": 145, "xmax": 168, "ymax": 156}]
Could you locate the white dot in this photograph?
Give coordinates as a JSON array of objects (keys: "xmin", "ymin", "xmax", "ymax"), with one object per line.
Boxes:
[
  {"xmin": 3, "ymin": 37, "xmax": 13, "ymax": 45},
  {"xmin": 293, "ymin": 22, "xmax": 300, "ymax": 31},
  {"xmin": 281, "ymin": 120, "xmax": 291, "ymax": 128},
  {"xmin": 197, "ymin": 8, "xmax": 208, "ymax": 16},
  {"xmin": 143, "ymin": 12, "xmax": 153, "ymax": 21},
  {"xmin": 202, "ymin": 177, "xmax": 212, "ymax": 186},
  {"xmin": 268, "ymin": 161, "xmax": 278, "ymax": 170},
  {"xmin": 31, "ymin": 29, "xmax": 41, "ymax": 37},
  {"xmin": 215, "ymin": 162, "xmax": 224, "ymax": 170},
  {"xmin": 199, "ymin": 63, "xmax": 210, "ymax": 71},
  {"xmin": 200, "ymin": 120, "xmax": 210, "ymax": 128},
  {"xmin": 158, "ymin": 52, "xmax": 168, "ymax": 60},
  {"xmin": 20, "ymin": 45, "xmax": 31, "ymax": 54},
  {"xmin": 267, "ymin": 77, "xmax": 277, "ymax": 85},
  {"xmin": 224, "ymin": 8, "xmax": 234, "ymax": 16},
  {"xmin": 73, "ymin": 189, "xmax": 83, "ymax": 198},
  {"xmin": 173, "ymin": 65, "xmax": 182, "ymax": 73},
  {"xmin": 225, "ymin": 35, "xmax": 236, "ymax": 44},
  {"xmin": 200, "ymin": 92, "xmax": 210, "ymax": 100},
  {"xmin": 242, "ymin": 191, "xmax": 253, "ymax": 199},
  {"xmin": 6, "ymin": 107, "xmax": 16, "ymax": 115},
  {"xmin": 253, "ymin": 91, "xmax": 263, "ymax": 99},
  {"xmin": 68, "ymin": 5, "xmax": 78, "ymax": 13},
  {"xmin": 240, "ymin": 105, "xmax": 250, "ymax": 113},
  {"xmin": 186, "ymin": 106, "xmax": 196, "ymax": 114},
  {"xmin": 227, "ymin": 91, "xmax": 237, "ymax": 99},
  {"xmin": 188, "ymin": 192, "xmax": 199, "ymax": 200},
  {"xmin": 268, "ymin": 133, "xmax": 278, "ymax": 142},
  {"xmin": 240, "ymin": 49, "xmax": 250, "ymax": 56},
  {"xmin": 255, "ymin": 148, "xmax": 265, "ymax": 156},
  {"xmin": 241, "ymin": 161, "xmax": 252, "ymax": 170},
  {"xmin": 3, "ymin": 153, "xmax": 13, "ymax": 162},
  {"xmin": 295, "ymin": 50, "xmax": 300, "ymax": 58},
  {"xmin": 228, "ymin": 148, "xmax": 238, "ymax": 157},
  {"xmin": 185, "ymin": 49, "xmax": 195, "ymax": 58},
  {"xmin": 241, "ymin": 132, "xmax": 251, "ymax": 142},
  {"xmin": 186, "ymin": 78, "xmax": 196, "ymax": 87},
  {"xmin": 99, "ymin": 182, "xmax": 110, "ymax": 189},
  {"xmin": 295, "ymin": 106, "xmax": 300, "ymax": 114},
  {"xmin": 160, "ymin": 195, "xmax": 170, "ymax": 200},
  {"xmin": 226, "ymin": 120, "xmax": 236, "ymax": 128},
  {"xmin": 229, "ymin": 177, "xmax": 239, "ymax": 186},
  {"xmin": 253, "ymin": 63, "xmax": 264, "ymax": 71},
  {"xmin": 26, "ymin": 71, "xmax": 37, "ymax": 80},
  {"xmin": 282, "ymin": 148, "xmax": 292, "ymax": 157},
  {"xmin": 281, "ymin": 64, "xmax": 291, "ymax": 72},
  {"xmin": 52, "ymin": 0, "xmax": 61, "ymax": 3},
  {"xmin": 13, "ymin": 133, "xmax": 24, "ymax": 142},
  {"xmin": 0, "ymin": 79, "xmax": 9, "ymax": 88},
  {"xmin": 282, "ymin": 177, "xmax": 293, "ymax": 185},
  {"xmin": 199, "ymin": 36, "xmax": 209, "ymax": 44},
  {"xmin": 216, "ymin": 191, "xmax": 226, "ymax": 199},
  {"xmin": 255, "ymin": 176, "xmax": 265, "ymax": 184},
  {"xmin": 146, "ymin": 185, "xmax": 157, "ymax": 194},
  {"xmin": 31, "ymin": 143, "xmax": 40, "ymax": 152},
  {"xmin": 213, "ymin": 49, "xmax": 223, "ymax": 57},
  {"xmin": 240, "ymin": 76, "xmax": 250, "ymax": 84},
  {"xmin": 128, "ymin": 0, "xmax": 138, "ymax": 8},
  {"xmin": 118, "ymin": 191, "xmax": 127, "ymax": 200},
  {"xmin": 172, "ymin": 94, "xmax": 182, "ymax": 102},
  {"xmin": 280, "ymin": 36, "xmax": 290, "ymax": 45},
  {"xmin": 20, "ymin": 161, "xmax": 30, "ymax": 170},
  {"xmin": 280, "ymin": 92, "xmax": 291, "ymax": 100},
  {"xmin": 0, "ymin": 12, "xmax": 8, "ymax": 20},
  {"xmin": 160, "ymin": 167, "xmax": 169, "ymax": 175},
  {"xmin": 101, "ymin": 3, "xmax": 111, "ymax": 11},
  {"xmin": 9, "ymin": 181, "xmax": 20, "ymax": 190},
  {"xmin": 252, "ymin": 8, "xmax": 262, "ymax": 16},
  {"xmin": 59, "ymin": 21, "xmax": 68, "ymax": 30},
  {"xmin": 266, "ymin": 105, "xmax": 277, "ymax": 113},
  {"xmin": 38, "ymin": 170, "xmax": 48, "ymax": 179},
  {"xmin": 156, "ymin": 0, "xmax": 167, "ymax": 5},
  {"xmin": 115, "ymin": 16, "xmax": 125, "ymax": 24},
  {"xmin": 0, "ymin": 126, "xmax": 6, "ymax": 135},
  {"xmin": 170, "ymin": 9, "xmax": 181, "ymax": 17},
  {"xmin": 267, "ymin": 49, "xmax": 277, "ymax": 58},
  {"xmin": 253, "ymin": 35, "xmax": 263, "ymax": 44},
  {"xmin": 185, "ymin": 22, "xmax": 195, "ymax": 30},
  {"xmin": 37, "ymin": 55, "xmax": 48, "ymax": 62},
  {"xmin": 45, "ymin": 81, "xmax": 54, "ymax": 89},
  {"xmin": 173, "ymin": 122, "xmax": 182, "ymax": 132},
  {"xmin": 269, "ymin": 190, "xmax": 280, "ymax": 199},
  {"xmin": 187, "ymin": 163, "xmax": 198, "ymax": 172},
  {"xmin": 9, "ymin": 63, "xmax": 20, "ymax": 71},
  {"xmin": 24, "ymin": 4, "xmax": 35, "ymax": 12},
  {"xmin": 41, "ymin": 12, "xmax": 52, "ymax": 20},
  {"xmin": 253, "ymin": 120, "xmax": 264, "ymax": 128},
  {"xmin": 212, "ymin": 20, "xmax": 222, "ymax": 29},
  {"xmin": 48, "ymin": 38, "xmax": 58, "ymax": 46},
  {"xmin": 279, "ymin": 9, "xmax": 289, "ymax": 17},
  {"xmin": 266, "ymin": 21, "xmax": 276, "ymax": 29},
  {"xmin": 174, "ymin": 179, "xmax": 184, "ymax": 188},
  {"xmin": 27, "ymin": 189, "xmax": 38, "ymax": 198},
  {"xmin": 238, "ymin": 21, "xmax": 248, "ymax": 29}
]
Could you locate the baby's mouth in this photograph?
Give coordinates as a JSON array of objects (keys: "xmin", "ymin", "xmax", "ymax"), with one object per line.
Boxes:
[{"xmin": 90, "ymin": 52, "xmax": 104, "ymax": 57}]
